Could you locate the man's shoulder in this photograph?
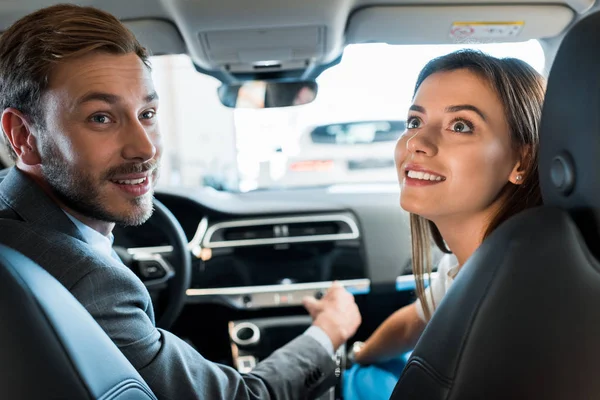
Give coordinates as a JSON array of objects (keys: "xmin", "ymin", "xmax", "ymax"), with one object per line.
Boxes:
[
  {"xmin": 0, "ymin": 193, "xmax": 18, "ymax": 220},
  {"xmin": 0, "ymin": 168, "xmax": 18, "ymax": 218},
  {"xmin": 0, "ymin": 167, "xmax": 89, "ymax": 242},
  {"xmin": 0, "ymin": 167, "xmax": 10, "ymax": 184},
  {"xmin": 0, "ymin": 219, "xmax": 132, "ymax": 289}
]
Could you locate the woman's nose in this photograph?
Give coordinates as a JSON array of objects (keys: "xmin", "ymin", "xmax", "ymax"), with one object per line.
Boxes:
[{"xmin": 406, "ymin": 128, "xmax": 438, "ymax": 156}]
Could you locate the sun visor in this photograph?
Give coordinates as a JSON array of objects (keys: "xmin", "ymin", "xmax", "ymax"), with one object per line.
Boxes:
[
  {"xmin": 346, "ymin": 5, "xmax": 574, "ymax": 45},
  {"xmin": 124, "ymin": 20, "xmax": 186, "ymax": 56}
]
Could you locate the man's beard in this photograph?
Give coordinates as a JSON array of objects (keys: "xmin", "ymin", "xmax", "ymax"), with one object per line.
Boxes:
[{"xmin": 39, "ymin": 138, "xmax": 158, "ymax": 226}]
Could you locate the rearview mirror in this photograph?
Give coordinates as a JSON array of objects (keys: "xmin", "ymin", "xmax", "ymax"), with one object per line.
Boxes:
[{"xmin": 218, "ymin": 81, "xmax": 318, "ymax": 109}]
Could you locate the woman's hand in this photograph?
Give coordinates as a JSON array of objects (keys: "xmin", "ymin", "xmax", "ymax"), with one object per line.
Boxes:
[
  {"xmin": 352, "ymin": 303, "xmax": 426, "ymax": 365},
  {"xmin": 348, "ymin": 341, "xmax": 366, "ymax": 364}
]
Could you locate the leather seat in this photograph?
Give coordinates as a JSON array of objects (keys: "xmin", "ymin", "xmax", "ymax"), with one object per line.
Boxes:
[
  {"xmin": 0, "ymin": 243, "xmax": 157, "ymax": 399},
  {"xmin": 390, "ymin": 11, "xmax": 600, "ymax": 400}
]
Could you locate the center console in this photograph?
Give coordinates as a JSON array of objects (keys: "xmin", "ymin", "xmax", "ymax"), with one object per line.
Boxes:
[
  {"xmin": 229, "ymin": 315, "xmax": 346, "ymax": 400},
  {"xmin": 124, "ymin": 210, "xmax": 365, "ymax": 398}
]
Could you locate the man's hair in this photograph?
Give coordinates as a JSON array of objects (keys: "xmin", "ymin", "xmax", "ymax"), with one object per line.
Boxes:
[{"xmin": 0, "ymin": 4, "xmax": 150, "ymax": 161}]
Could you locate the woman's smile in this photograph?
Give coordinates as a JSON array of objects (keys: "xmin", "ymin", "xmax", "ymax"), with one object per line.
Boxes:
[{"xmin": 403, "ymin": 163, "xmax": 446, "ymax": 187}]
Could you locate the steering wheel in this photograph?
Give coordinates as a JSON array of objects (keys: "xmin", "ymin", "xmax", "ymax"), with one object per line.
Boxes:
[{"xmin": 113, "ymin": 198, "xmax": 191, "ymax": 330}]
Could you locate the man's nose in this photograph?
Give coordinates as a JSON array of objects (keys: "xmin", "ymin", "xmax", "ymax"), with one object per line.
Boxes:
[{"xmin": 121, "ymin": 119, "xmax": 157, "ymax": 162}]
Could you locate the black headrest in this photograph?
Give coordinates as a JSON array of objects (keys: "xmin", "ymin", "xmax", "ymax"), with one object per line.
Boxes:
[
  {"xmin": 0, "ymin": 244, "xmax": 157, "ymax": 400},
  {"xmin": 540, "ymin": 11, "xmax": 600, "ymax": 254}
]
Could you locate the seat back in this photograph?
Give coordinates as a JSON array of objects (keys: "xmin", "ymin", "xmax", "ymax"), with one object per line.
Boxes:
[
  {"xmin": 0, "ymin": 243, "xmax": 157, "ymax": 400},
  {"xmin": 391, "ymin": 11, "xmax": 600, "ymax": 400}
]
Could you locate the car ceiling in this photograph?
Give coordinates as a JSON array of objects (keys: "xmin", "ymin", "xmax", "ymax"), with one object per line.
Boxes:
[{"xmin": 0, "ymin": 0, "xmax": 595, "ymax": 82}]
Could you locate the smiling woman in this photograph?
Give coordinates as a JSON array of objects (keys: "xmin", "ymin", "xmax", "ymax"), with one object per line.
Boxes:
[
  {"xmin": 400, "ymin": 69, "xmax": 521, "ymax": 224},
  {"xmin": 343, "ymin": 49, "xmax": 546, "ymax": 400},
  {"xmin": 402, "ymin": 51, "xmax": 545, "ymax": 321}
]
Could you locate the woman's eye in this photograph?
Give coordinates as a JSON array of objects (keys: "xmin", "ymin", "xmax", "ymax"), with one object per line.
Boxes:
[
  {"xmin": 90, "ymin": 114, "xmax": 112, "ymax": 124},
  {"xmin": 450, "ymin": 120, "xmax": 473, "ymax": 133},
  {"xmin": 407, "ymin": 117, "xmax": 421, "ymax": 129}
]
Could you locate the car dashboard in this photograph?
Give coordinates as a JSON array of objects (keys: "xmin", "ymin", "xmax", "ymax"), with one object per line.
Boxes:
[
  {"xmin": 112, "ymin": 183, "xmax": 418, "ymax": 379},
  {"xmin": 115, "ymin": 183, "xmax": 414, "ymax": 302}
]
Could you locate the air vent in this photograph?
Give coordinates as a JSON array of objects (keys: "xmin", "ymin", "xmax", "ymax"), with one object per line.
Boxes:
[
  {"xmin": 223, "ymin": 225, "xmax": 276, "ymax": 241},
  {"xmin": 287, "ymin": 221, "xmax": 338, "ymax": 237},
  {"xmin": 203, "ymin": 214, "xmax": 359, "ymax": 248}
]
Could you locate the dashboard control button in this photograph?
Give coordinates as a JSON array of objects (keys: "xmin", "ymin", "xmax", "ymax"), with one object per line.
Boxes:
[{"xmin": 231, "ymin": 322, "xmax": 260, "ymax": 346}]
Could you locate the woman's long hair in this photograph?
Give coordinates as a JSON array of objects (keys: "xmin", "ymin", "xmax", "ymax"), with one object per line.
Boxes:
[{"xmin": 411, "ymin": 50, "xmax": 546, "ymax": 321}]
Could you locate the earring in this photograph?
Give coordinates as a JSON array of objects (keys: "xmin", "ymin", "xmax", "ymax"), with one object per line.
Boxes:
[{"xmin": 515, "ymin": 175, "xmax": 523, "ymax": 182}]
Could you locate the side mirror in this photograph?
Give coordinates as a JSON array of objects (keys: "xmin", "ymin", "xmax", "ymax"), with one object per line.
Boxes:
[{"xmin": 218, "ymin": 81, "xmax": 318, "ymax": 109}]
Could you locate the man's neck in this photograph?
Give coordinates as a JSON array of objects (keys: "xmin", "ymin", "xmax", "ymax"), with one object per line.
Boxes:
[
  {"xmin": 18, "ymin": 166, "xmax": 115, "ymax": 237},
  {"xmin": 62, "ymin": 206, "xmax": 115, "ymax": 237}
]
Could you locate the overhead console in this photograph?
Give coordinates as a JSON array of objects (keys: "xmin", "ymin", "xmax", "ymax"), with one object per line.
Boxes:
[
  {"xmin": 185, "ymin": 212, "xmax": 369, "ymax": 309},
  {"xmin": 198, "ymin": 25, "xmax": 327, "ymax": 75}
]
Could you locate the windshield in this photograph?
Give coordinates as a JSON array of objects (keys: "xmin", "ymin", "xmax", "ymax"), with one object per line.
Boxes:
[{"xmin": 150, "ymin": 40, "xmax": 545, "ymax": 192}]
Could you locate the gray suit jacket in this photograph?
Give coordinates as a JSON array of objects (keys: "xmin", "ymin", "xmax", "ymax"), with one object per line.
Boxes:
[{"xmin": 0, "ymin": 167, "xmax": 336, "ymax": 400}]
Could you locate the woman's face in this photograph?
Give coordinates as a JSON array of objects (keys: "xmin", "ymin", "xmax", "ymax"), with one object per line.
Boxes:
[{"xmin": 395, "ymin": 69, "xmax": 522, "ymax": 222}]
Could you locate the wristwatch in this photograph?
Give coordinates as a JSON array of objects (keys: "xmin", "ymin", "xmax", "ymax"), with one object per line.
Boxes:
[{"xmin": 347, "ymin": 341, "xmax": 365, "ymax": 364}]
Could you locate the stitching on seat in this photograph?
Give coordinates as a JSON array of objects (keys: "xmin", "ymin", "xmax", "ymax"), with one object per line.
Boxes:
[
  {"xmin": 98, "ymin": 378, "xmax": 157, "ymax": 400},
  {"xmin": 403, "ymin": 357, "xmax": 453, "ymax": 387}
]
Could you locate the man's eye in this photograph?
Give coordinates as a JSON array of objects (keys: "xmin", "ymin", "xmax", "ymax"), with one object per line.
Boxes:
[
  {"xmin": 450, "ymin": 120, "xmax": 473, "ymax": 133},
  {"xmin": 407, "ymin": 117, "xmax": 421, "ymax": 129},
  {"xmin": 90, "ymin": 115, "xmax": 112, "ymax": 124},
  {"xmin": 141, "ymin": 110, "xmax": 156, "ymax": 120}
]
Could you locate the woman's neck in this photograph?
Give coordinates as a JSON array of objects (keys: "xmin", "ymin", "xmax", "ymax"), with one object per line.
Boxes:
[{"xmin": 433, "ymin": 211, "xmax": 493, "ymax": 267}]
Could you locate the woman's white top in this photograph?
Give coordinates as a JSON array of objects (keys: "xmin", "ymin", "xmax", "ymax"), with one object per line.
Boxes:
[{"xmin": 415, "ymin": 253, "xmax": 459, "ymax": 322}]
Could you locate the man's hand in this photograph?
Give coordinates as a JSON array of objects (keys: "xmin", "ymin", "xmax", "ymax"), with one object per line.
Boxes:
[{"xmin": 302, "ymin": 282, "xmax": 362, "ymax": 350}]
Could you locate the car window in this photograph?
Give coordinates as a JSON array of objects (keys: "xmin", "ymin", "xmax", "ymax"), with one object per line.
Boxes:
[
  {"xmin": 310, "ymin": 121, "xmax": 406, "ymax": 145},
  {"xmin": 150, "ymin": 40, "xmax": 545, "ymax": 192}
]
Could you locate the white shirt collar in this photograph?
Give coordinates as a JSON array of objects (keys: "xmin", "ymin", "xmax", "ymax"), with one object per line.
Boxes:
[{"xmin": 63, "ymin": 211, "xmax": 117, "ymax": 261}]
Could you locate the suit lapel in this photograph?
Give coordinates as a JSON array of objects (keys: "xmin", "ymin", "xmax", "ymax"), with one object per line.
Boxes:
[{"xmin": 0, "ymin": 167, "xmax": 86, "ymax": 242}]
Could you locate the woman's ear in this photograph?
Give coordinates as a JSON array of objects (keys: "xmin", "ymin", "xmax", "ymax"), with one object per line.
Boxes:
[
  {"xmin": 1, "ymin": 108, "xmax": 41, "ymax": 166},
  {"xmin": 509, "ymin": 145, "xmax": 532, "ymax": 185}
]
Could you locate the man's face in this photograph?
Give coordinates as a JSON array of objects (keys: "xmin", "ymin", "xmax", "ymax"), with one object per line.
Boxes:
[{"xmin": 37, "ymin": 52, "xmax": 161, "ymax": 226}]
